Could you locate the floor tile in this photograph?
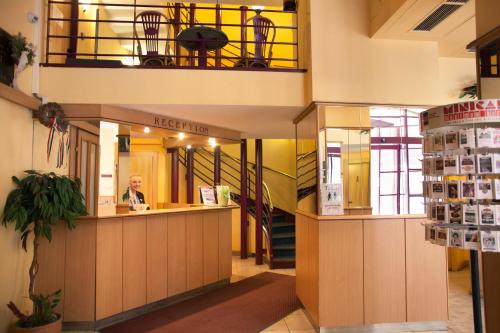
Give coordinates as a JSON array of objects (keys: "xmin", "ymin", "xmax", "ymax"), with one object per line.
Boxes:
[{"xmin": 284, "ymin": 315, "xmax": 314, "ymax": 330}]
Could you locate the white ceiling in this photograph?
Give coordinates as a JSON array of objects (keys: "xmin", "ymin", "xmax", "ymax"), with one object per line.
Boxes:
[
  {"xmin": 115, "ymin": 104, "xmax": 303, "ymax": 139},
  {"xmin": 372, "ymin": 0, "xmax": 476, "ymax": 58}
]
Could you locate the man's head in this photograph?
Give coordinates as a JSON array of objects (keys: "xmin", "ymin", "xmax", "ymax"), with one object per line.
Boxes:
[{"xmin": 129, "ymin": 175, "xmax": 142, "ymax": 192}]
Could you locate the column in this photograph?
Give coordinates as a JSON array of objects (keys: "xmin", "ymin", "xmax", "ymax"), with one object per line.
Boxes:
[
  {"xmin": 214, "ymin": 146, "xmax": 221, "ymax": 186},
  {"xmin": 255, "ymin": 139, "xmax": 263, "ymax": 265},
  {"xmin": 168, "ymin": 148, "xmax": 179, "ymax": 203},
  {"xmin": 186, "ymin": 148, "xmax": 194, "ymax": 204},
  {"xmin": 240, "ymin": 139, "xmax": 248, "ymax": 259}
]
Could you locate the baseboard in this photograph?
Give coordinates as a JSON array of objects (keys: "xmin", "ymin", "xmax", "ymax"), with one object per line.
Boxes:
[{"xmin": 319, "ymin": 321, "xmax": 447, "ymax": 333}]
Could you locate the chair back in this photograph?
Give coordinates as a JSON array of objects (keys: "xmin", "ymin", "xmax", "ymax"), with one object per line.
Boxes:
[
  {"xmin": 246, "ymin": 13, "xmax": 276, "ymax": 66},
  {"xmin": 133, "ymin": 11, "xmax": 172, "ymax": 63}
]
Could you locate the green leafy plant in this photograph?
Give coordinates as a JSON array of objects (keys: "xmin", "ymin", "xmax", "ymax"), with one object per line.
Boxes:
[
  {"xmin": 10, "ymin": 32, "xmax": 35, "ymax": 66},
  {"xmin": 2, "ymin": 170, "xmax": 87, "ymax": 327},
  {"xmin": 460, "ymin": 83, "xmax": 478, "ymax": 99},
  {"xmin": 122, "ymin": 187, "xmax": 130, "ymax": 203}
]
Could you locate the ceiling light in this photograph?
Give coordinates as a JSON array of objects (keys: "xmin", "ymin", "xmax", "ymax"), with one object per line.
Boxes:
[
  {"xmin": 81, "ymin": 2, "xmax": 90, "ymax": 12},
  {"xmin": 144, "ymin": 127, "xmax": 151, "ymax": 134},
  {"xmin": 252, "ymin": 5, "xmax": 265, "ymax": 11},
  {"xmin": 208, "ymin": 137, "xmax": 217, "ymax": 147},
  {"xmin": 178, "ymin": 132, "xmax": 186, "ymax": 140},
  {"xmin": 187, "ymin": 144, "xmax": 192, "ymax": 150}
]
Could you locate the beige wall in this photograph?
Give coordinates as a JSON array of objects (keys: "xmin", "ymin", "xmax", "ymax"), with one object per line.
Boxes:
[
  {"xmin": 0, "ymin": 97, "xmax": 68, "ymax": 332},
  {"xmin": 438, "ymin": 57, "xmax": 477, "ymax": 103},
  {"xmin": 309, "ymin": 0, "xmax": 476, "ymax": 106},
  {"xmin": 369, "ymin": 0, "xmax": 406, "ymax": 36}
]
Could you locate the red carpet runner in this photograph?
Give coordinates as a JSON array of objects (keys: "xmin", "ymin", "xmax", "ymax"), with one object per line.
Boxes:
[{"xmin": 102, "ymin": 272, "xmax": 300, "ymax": 333}]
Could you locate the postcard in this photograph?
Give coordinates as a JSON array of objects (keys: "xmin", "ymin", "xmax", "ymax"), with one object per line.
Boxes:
[
  {"xmin": 477, "ymin": 128, "xmax": 494, "ymax": 148},
  {"xmin": 479, "ymin": 204, "xmax": 496, "ymax": 225},
  {"xmin": 463, "ymin": 204, "xmax": 478, "ymax": 225},
  {"xmin": 436, "ymin": 203, "xmax": 447, "ymax": 223},
  {"xmin": 433, "ymin": 133, "xmax": 444, "ymax": 151},
  {"xmin": 478, "ymin": 153, "xmax": 494, "ymax": 174},
  {"xmin": 459, "ymin": 128, "xmax": 476, "ymax": 149},
  {"xmin": 449, "ymin": 229, "xmax": 464, "ymax": 248},
  {"xmin": 464, "ymin": 230, "xmax": 479, "ymax": 250},
  {"xmin": 448, "ymin": 202, "xmax": 462, "ymax": 224},
  {"xmin": 460, "ymin": 154, "xmax": 476, "ymax": 174},
  {"xmin": 461, "ymin": 180, "xmax": 476, "ymax": 199},
  {"xmin": 432, "ymin": 181, "xmax": 445, "ymax": 199},
  {"xmin": 443, "ymin": 155, "xmax": 459, "ymax": 175},
  {"xmin": 477, "ymin": 179, "xmax": 493, "ymax": 200},
  {"xmin": 481, "ymin": 231, "xmax": 498, "ymax": 252},
  {"xmin": 445, "ymin": 131, "xmax": 459, "ymax": 150},
  {"xmin": 446, "ymin": 181, "xmax": 460, "ymax": 200}
]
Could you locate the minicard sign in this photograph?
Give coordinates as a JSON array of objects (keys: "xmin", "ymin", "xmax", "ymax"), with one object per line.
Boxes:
[{"xmin": 420, "ymin": 99, "xmax": 500, "ymax": 132}]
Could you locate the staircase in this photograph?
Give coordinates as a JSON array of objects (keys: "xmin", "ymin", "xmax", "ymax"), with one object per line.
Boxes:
[
  {"xmin": 297, "ymin": 151, "xmax": 317, "ymax": 200},
  {"xmin": 179, "ymin": 147, "xmax": 296, "ymax": 269}
]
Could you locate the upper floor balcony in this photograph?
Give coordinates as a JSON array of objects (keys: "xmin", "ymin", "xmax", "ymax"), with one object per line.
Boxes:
[{"xmin": 44, "ymin": 0, "xmax": 304, "ymax": 72}]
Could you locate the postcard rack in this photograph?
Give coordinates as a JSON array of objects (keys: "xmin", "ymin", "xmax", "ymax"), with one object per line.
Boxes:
[{"xmin": 419, "ymin": 99, "xmax": 500, "ymax": 333}]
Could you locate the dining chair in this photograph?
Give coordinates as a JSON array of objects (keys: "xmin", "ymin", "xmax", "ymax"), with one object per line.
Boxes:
[{"xmin": 133, "ymin": 11, "xmax": 174, "ymax": 66}]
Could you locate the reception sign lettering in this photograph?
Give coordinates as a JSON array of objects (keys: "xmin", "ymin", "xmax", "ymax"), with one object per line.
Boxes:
[
  {"xmin": 153, "ymin": 116, "xmax": 209, "ymax": 135},
  {"xmin": 420, "ymin": 99, "xmax": 500, "ymax": 132}
]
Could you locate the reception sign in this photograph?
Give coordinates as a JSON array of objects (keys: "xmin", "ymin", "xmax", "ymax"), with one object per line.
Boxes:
[{"xmin": 420, "ymin": 99, "xmax": 500, "ymax": 132}]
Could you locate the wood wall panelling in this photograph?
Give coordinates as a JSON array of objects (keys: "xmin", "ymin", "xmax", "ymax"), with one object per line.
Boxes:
[
  {"xmin": 146, "ymin": 215, "xmax": 168, "ymax": 303},
  {"xmin": 405, "ymin": 219, "xmax": 448, "ymax": 322},
  {"xmin": 63, "ymin": 220, "xmax": 96, "ymax": 321},
  {"xmin": 295, "ymin": 214, "xmax": 309, "ymax": 307},
  {"xmin": 186, "ymin": 213, "xmax": 203, "ymax": 290},
  {"xmin": 218, "ymin": 210, "xmax": 232, "ymax": 280},
  {"xmin": 35, "ymin": 223, "xmax": 66, "ymax": 316},
  {"xmin": 482, "ymin": 252, "xmax": 500, "ymax": 333},
  {"xmin": 167, "ymin": 213, "xmax": 187, "ymax": 297},
  {"xmin": 96, "ymin": 218, "xmax": 123, "ymax": 320},
  {"xmin": 123, "ymin": 216, "xmax": 147, "ymax": 311},
  {"xmin": 203, "ymin": 211, "xmax": 219, "ymax": 285},
  {"xmin": 307, "ymin": 216, "xmax": 320, "ymax": 326},
  {"xmin": 363, "ymin": 219, "xmax": 406, "ymax": 324},
  {"xmin": 319, "ymin": 220, "xmax": 364, "ymax": 328}
]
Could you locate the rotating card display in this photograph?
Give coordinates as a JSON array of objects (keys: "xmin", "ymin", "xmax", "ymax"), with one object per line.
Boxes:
[{"xmin": 420, "ymin": 100, "xmax": 500, "ymax": 253}]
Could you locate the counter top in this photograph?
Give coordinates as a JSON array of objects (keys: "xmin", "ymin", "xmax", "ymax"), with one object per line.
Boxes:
[
  {"xmin": 296, "ymin": 210, "xmax": 426, "ymax": 221},
  {"xmin": 83, "ymin": 205, "xmax": 239, "ymax": 220}
]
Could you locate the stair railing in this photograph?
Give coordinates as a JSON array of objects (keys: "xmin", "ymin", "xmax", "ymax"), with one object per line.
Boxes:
[{"xmin": 297, "ymin": 150, "xmax": 317, "ymax": 200}]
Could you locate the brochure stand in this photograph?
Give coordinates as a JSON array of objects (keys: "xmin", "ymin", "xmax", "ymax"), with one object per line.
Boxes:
[{"xmin": 420, "ymin": 99, "xmax": 500, "ymax": 333}]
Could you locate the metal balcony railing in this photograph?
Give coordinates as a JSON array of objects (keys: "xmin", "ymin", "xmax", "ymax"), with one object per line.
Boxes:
[{"xmin": 44, "ymin": 1, "xmax": 303, "ymax": 71}]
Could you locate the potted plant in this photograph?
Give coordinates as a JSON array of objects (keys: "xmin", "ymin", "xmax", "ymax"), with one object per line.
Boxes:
[
  {"xmin": 2, "ymin": 170, "xmax": 87, "ymax": 333},
  {"xmin": 10, "ymin": 32, "xmax": 35, "ymax": 89}
]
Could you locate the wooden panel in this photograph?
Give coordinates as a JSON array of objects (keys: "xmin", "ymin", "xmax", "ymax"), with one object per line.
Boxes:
[
  {"xmin": 35, "ymin": 223, "xmax": 66, "ymax": 316},
  {"xmin": 295, "ymin": 214, "xmax": 309, "ymax": 308},
  {"xmin": 308, "ymin": 215, "xmax": 320, "ymax": 326},
  {"xmin": 218, "ymin": 210, "xmax": 232, "ymax": 280},
  {"xmin": 146, "ymin": 215, "xmax": 168, "ymax": 303},
  {"xmin": 363, "ymin": 219, "xmax": 406, "ymax": 324},
  {"xmin": 483, "ymin": 253, "xmax": 500, "ymax": 333},
  {"xmin": 319, "ymin": 220, "xmax": 364, "ymax": 327},
  {"xmin": 64, "ymin": 220, "xmax": 96, "ymax": 321},
  {"xmin": 203, "ymin": 211, "xmax": 219, "ymax": 285},
  {"xmin": 406, "ymin": 219, "xmax": 448, "ymax": 322},
  {"xmin": 167, "ymin": 213, "xmax": 187, "ymax": 297},
  {"xmin": 0, "ymin": 82, "xmax": 41, "ymax": 110},
  {"xmin": 186, "ymin": 213, "xmax": 204, "ymax": 290},
  {"xmin": 123, "ymin": 216, "xmax": 147, "ymax": 311},
  {"xmin": 96, "ymin": 218, "xmax": 123, "ymax": 320}
]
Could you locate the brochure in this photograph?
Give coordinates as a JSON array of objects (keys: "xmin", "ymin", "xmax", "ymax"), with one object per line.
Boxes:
[
  {"xmin": 494, "ymin": 153, "xmax": 500, "ymax": 173},
  {"xmin": 477, "ymin": 128, "xmax": 494, "ymax": 148},
  {"xmin": 445, "ymin": 131, "xmax": 459, "ymax": 150},
  {"xmin": 199, "ymin": 186, "xmax": 217, "ymax": 205},
  {"xmin": 449, "ymin": 229, "xmax": 464, "ymax": 248},
  {"xmin": 481, "ymin": 231, "xmax": 498, "ymax": 252},
  {"xmin": 496, "ymin": 205, "xmax": 500, "ymax": 225},
  {"xmin": 460, "ymin": 154, "xmax": 476, "ymax": 174},
  {"xmin": 448, "ymin": 202, "xmax": 462, "ymax": 224},
  {"xmin": 463, "ymin": 204, "xmax": 478, "ymax": 225},
  {"xmin": 436, "ymin": 228, "xmax": 448, "ymax": 246},
  {"xmin": 476, "ymin": 179, "xmax": 493, "ymax": 200},
  {"xmin": 443, "ymin": 155, "xmax": 459, "ymax": 175},
  {"xmin": 478, "ymin": 153, "xmax": 494, "ymax": 174},
  {"xmin": 495, "ymin": 179, "xmax": 500, "ymax": 200},
  {"xmin": 459, "ymin": 128, "xmax": 476, "ymax": 149},
  {"xmin": 494, "ymin": 128, "xmax": 500, "ymax": 148},
  {"xmin": 431, "ymin": 181, "xmax": 445, "ymax": 199},
  {"xmin": 436, "ymin": 203, "xmax": 447, "ymax": 223},
  {"xmin": 423, "ymin": 135, "xmax": 433, "ymax": 153},
  {"xmin": 446, "ymin": 181, "xmax": 460, "ymax": 200},
  {"xmin": 461, "ymin": 180, "xmax": 476, "ymax": 200},
  {"xmin": 479, "ymin": 204, "xmax": 496, "ymax": 225},
  {"xmin": 429, "ymin": 226, "xmax": 437, "ymax": 244},
  {"xmin": 464, "ymin": 230, "xmax": 479, "ymax": 250},
  {"xmin": 434, "ymin": 157, "xmax": 444, "ymax": 176},
  {"xmin": 433, "ymin": 133, "xmax": 444, "ymax": 151}
]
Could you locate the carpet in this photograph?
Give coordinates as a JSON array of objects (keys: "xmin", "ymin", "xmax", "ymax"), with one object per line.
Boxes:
[{"xmin": 101, "ymin": 272, "xmax": 300, "ymax": 333}]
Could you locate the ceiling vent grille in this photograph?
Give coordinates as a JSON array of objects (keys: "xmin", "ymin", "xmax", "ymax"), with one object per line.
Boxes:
[{"xmin": 414, "ymin": 0, "xmax": 469, "ymax": 31}]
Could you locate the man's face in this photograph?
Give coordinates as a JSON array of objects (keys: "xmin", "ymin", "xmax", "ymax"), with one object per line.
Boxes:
[{"xmin": 130, "ymin": 176, "xmax": 142, "ymax": 192}]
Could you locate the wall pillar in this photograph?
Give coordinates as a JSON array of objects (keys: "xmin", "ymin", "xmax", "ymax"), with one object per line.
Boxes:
[
  {"xmin": 240, "ymin": 139, "xmax": 248, "ymax": 259},
  {"xmin": 186, "ymin": 148, "xmax": 194, "ymax": 204},
  {"xmin": 168, "ymin": 148, "xmax": 179, "ymax": 203},
  {"xmin": 214, "ymin": 146, "xmax": 221, "ymax": 186},
  {"xmin": 255, "ymin": 139, "xmax": 263, "ymax": 265}
]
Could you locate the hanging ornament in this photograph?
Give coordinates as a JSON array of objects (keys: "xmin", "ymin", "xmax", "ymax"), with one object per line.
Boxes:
[{"xmin": 35, "ymin": 102, "xmax": 69, "ymax": 167}]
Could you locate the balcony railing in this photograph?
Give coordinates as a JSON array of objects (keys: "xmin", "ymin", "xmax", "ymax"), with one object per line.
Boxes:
[{"xmin": 44, "ymin": 1, "xmax": 302, "ymax": 71}]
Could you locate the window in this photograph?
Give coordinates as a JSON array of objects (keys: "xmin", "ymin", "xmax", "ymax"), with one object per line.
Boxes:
[
  {"xmin": 370, "ymin": 107, "xmax": 425, "ymax": 215},
  {"xmin": 480, "ymin": 40, "xmax": 500, "ymax": 78}
]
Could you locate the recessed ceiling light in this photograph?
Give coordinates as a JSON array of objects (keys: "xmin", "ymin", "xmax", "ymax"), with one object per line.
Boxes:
[
  {"xmin": 252, "ymin": 5, "xmax": 265, "ymax": 11},
  {"xmin": 187, "ymin": 144, "xmax": 192, "ymax": 149},
  {"xmin": 144, "ymin": 127, "xmax": 151, "ymax": 134},
  {"xmin": 178, "ymin": 132, "xmax": 186, "ymax": 140}
]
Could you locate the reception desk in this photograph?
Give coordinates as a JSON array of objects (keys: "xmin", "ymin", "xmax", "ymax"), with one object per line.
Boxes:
[
  {"xmin": 35, "ymin": 205, "xmax": 236, "ymax": 330},
  {"xmin": 296, "ymin": 211, "xmax": 449, "ymax": 332}
]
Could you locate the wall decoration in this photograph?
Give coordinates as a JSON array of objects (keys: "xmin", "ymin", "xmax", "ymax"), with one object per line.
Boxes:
[{"xmin": 34, "ymin": 103, "xmax": 69, "ymax": 168}]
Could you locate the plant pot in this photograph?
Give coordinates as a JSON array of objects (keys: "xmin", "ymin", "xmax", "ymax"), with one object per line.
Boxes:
[
  {"xmin": 0, "ymin": 28, "xmax": 14, "ymax": 86},
  {"xmin": 11, "ymin": 317, "xmax": 62, "ymax": 333}
]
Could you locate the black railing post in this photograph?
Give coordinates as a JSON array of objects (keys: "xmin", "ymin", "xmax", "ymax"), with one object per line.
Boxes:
[
  {"xmin": 186, "ymin": 148, "xmax": 194, "ymax": 204},
  {"xmin": 174, "ymin": 3, "xmax": 181, "ymax": 66},
  {"xmin": 168, "ymin": 148, "xmax": 179, "ymax": 203},
  {"xmin": 240, "ymin": 139, "xmax": 248, "ymax": 259},
  {"xmin": 240, "ymin": 6, "xmax": 248, "ymax": 63},
  {"xmin": 215, "ymin": 4, "xmax": 222, "ymax": 67},
  {"xmin": 67, "ymin": 0, "xmax": 79, "ymax": 60},
  {"xmin": 255, "ymin": 139, "xmax": 263, "ymax": 265},
  {"xmin": 189, "ymin": 3, "xmax": 196, "ymax": 66},
  {"xmin": 214, "ymin": 146, "xmax": 221, "ymax": 186}
]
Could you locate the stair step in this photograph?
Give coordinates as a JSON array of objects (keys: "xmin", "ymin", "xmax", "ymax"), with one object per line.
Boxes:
[
  {"xmin": 272, "ymin": 232, "xmax": 295, "ymax": 239},
  {"xmin": 273, "ymin": 256, "xmax": 295, "ymax": 262},
  {"xmin": 273, "ymin": 244, "xmax": 295, "ymax": 250},
  {"xmin": 272, "ymin": 222, "xmax": 295, "ymax": 228}
]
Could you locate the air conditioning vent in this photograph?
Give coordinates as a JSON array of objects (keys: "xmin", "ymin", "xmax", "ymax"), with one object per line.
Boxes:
[{"xmin": 414, "ymin": 0, "xmax": 469, "ymax": 31}]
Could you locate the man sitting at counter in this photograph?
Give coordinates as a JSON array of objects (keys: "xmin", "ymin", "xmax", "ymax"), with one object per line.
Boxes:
[{"xmin": 128, "ymin": 175, "xmax": 148, "ymax": 211}]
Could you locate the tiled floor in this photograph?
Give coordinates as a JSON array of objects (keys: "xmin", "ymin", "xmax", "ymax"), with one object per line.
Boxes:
[{"xmin": 68, "ymin": 256, "xmax": 480, "ymax": 333}]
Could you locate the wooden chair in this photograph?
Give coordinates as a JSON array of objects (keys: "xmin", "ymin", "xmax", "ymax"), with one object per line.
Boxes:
[
  {"xmin": 236, "ymin": 11, "xmax": 276, "ymax": 68},
  {"xmin": 133, "ymin": 11, "xmax": 174, "ymax": 66}
]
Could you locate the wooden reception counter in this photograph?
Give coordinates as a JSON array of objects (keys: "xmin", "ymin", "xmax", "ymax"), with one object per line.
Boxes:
[
  {"xmin": 35, "ymin": 205, "xmax": 236, "ymax": 330},
  {"xmin": 296, "ymin": 211, "xmax": 449, "ymax": 332}
]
